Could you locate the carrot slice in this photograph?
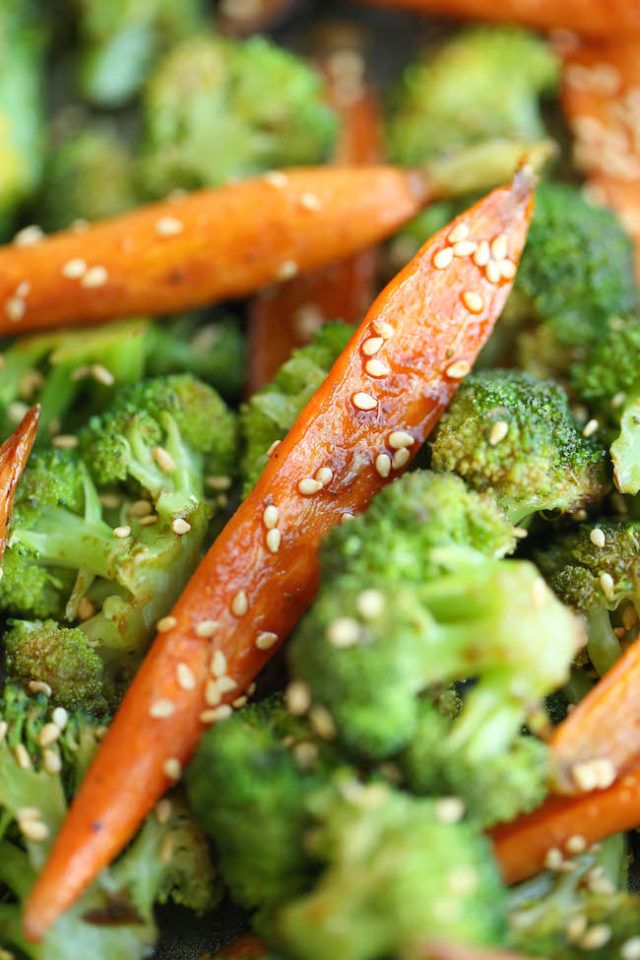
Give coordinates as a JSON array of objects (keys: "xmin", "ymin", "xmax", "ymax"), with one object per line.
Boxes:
[
  {"xmin": 358, "ymin": 0, "xmax": 640, "ymax": 36},
  {"xmin": 0, "ymin": 406, "xmax": 40, "ymax": 559},
  {"xmin": 248, "ymin": 38, "xmax": 384, "ymax": 391},
  {"xmin": 216, "ymin": 935, "xmax": 268, "ymax": 959},
  {"xmin": 23, "ymin": 171, "xmax": 534, "ymax": 942},
  {"xmin": 218, "ymin": 0, "xmax": 300, "ymax": 35},
  {"xmin": 0, "ymin": 166, "xmax": 427, "ymax": 335},
  {"xmin": 420, "ymin": 944, "xmax": 535, "ymax": 960}
]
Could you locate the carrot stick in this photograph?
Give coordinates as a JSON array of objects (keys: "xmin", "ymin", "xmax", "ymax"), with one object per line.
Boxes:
[
  {"xmin": 492, "ymin": 762, "xmax": 640, "ymax": 884},
  {"xmin": 0, "ymin": 166, "xmax": 427, "ymax": 335},
  {"xmin": 218, "ymin": 0, "xmax": 301, "ymax": 35},
  {"xmin": 215, "ymin": 935, "xmax": 268, "ymax": 959},
  {"xmin": 0, "ymin": 407, "xmax": 39, "ymax": 559},
  {"xmin": 558, "ymin": 35, "xmax": 640, "ymax": 278},
  {"xmin": 419, "ymin": 944, "xmax": 535, "ymax": 960},
  {"xmin": 23, "ymin": 170, "xmax": 535, "ymax": 942},
  {"xmin": 357, "ymin": 0, "xmax": 640, "ymax": 36},
  {"xmin": 248, "ymin": 37, "xmax": 384, "ymax": 391}
]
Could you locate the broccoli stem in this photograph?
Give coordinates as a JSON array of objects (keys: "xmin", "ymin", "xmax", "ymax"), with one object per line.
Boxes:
[
  {"xmin": 611, "ymin": 393, "xmax": 640, "ymax": 494},
  {"xmin": 426, "ymin": 138, "xmax": 554, "ymax": 198},
  {"xmin": 586, "ymin": 605, "xmax": 621, "ymax": 676},
  {"xmin": 11, "ymin": 510, "xmax": 126, "ymax": 581}
]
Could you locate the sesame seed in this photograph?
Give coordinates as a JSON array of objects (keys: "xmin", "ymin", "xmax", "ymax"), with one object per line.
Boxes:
[
  {"xmin": 130, "ymin": 499, "xmax": 153, "ymax": 518},
  {"xmin": 286, "ymin": 680, "xmax": 311, "ymax": 715},
  {"xmin": 140, "ymin": 514, "xmax": 158, "ymax": 526},
  {"xmin": 195, "ymin": 620, "xmax": 219, "ymax": 638},
  {"xmin": 150, "ymin": 699, "xmax": 176, "ymax": 719},
  {"xmin": 371, "ymin": 320, "xmax": 393, "ymax": 339},
  {"xmin": 298, "ymin": 477, "xmax": 323, "ymax": 495},
  {"xmin": 612, "ymin": 391, "xmax": 627, "ymax": 408},
  {"xmin": 176, "ymin": 663, "xmax": 196, "ymax": 691},
  {"xmin": 266, "ymin": 529, "xmax": 282, "ymax": 553},
  {"xmin": 473, "ymin": 241, "xmax": 490, "ymax": 267},
  {"xmin": 16, "ymin": 281, "xmax": 30, "ymax": 298},
  {"xmin": 580, "ymin": 924, "xmax": 611, "ymax": 950},
  {"xmin": 489, "ymin": 421, "xmax": 509, "ymax": 446},
  {"xmin": 565, "ymin": 834, "xmax": 587, "ymax": 854},
  {"xmin": 315, "ymin": 467, "xmax": 333, "ymax": 486},
  {"xmin": 52, "ymin": 434, "xmax": 78, "ymax": 449},
  {"xmin": 491, "ymin": 234, "xmax": 508, "ymax": 260},
  {"xmin": 231, "ymin": 590, "xmax": 248, "ymax": 616},
  {"xmin": 38, "ymin": 723, "xmax": 61, "ymax": 748},
  {"xmin": 5, "ymin": 297, "xmax": 25, "ymax": 322},
  {"xmin": 206, "ymin": 475, "xmax": 232, "ymax": 491},
  {"xmin": 267, "ymin": 440, "xmax": 282, "ymax": 457},
  {"xmin": 446, "ymin": 360, "xmax": 471, "ymax": 379},
  {"xmin": 388, "ymin": 430, "xmax": 415, "ymax": 449},
  {"xmin": 365, "ymin": 358, "xmax": 389, "ymax": 378},
  {"xmin": 435, "ymin": 797, "xmax": 465, "ymax": 823},
  {"xmin": 590, "ymin": 528, "xmax": 606, "ymax": 548},
  {"xmin": 155, "ymin": 216, "xmax": 183, "ymax": 237},
  {"xmin": 623, "ymin": 605, "xmax": 638, "ymax": 630},
  {"xmin": 485, "ymin": 260, "xmax": 502, "ymax": 285},
  {"xmin": 211, "ymin": 650, "xmax": 228, "ymax": 678},
  {"xmin": 155, "ymin": 799, "xmax": 173, "ymax": 825},
  {"xmin": 544, "ymin": 847, "xmax": 564, "ymax": 870},
  {"xmin": 309, "ymin": 705, "xmax": 336, "ymax": 739},
  {"xmin": 300, "ymin": 191, "xmax": 322, "ymax": 211},
  {"xmin": 99, "ymin": 493, "xmax": 121, "ymax": 509},
  {"xmin": 433, "ymin": 247, "xmax": 454, "ymax": 269},
  {"xmin": 622, "ymin": 937, "xmax": 640, "ymax": 960},
  {"xmin": 453, "ymin": 240, "xmax": 477, "ymax": 257},
  {"xmin": 362, "ymin": 336, "xmax": 384, "ymax": 356},
  {"xmin": 232, "ymin": 695, "xmax": 248, "ymax": 709},
  {"xmin": 217, "ymin": 676, "xmax": 238, "ymax": 694},
  {"xmin": 157, "ymin": 616, "xmax": 178, "ymax": 633},
  {"xmin": 341, "ymin": 512, "xmax": 355, "ymax": 524},
  {"xmin": 152, "ymin": 446, "xmax": 176, "ymax": 473},
  {"xmin": 264, "ymin": 171, "xmax": 288, "ymax": 188},
  {"xmin": 263, "ymin": 505, "xmax": 279, "ymax": 529},
  {"xmin": 0, "ymin": 721, "xmax": 7, "ymax": 743},
  {"xmin": 356, "ymin": 589, "xmax": 384, "ymax": 620},
  {"xmin": 566, "ymin": 915, "xmax": 588, "ymax": 943},
  {"xmin": 8, "ymin": 401, "xmax": 28, "ymax": 423},
  {"xmin": 205, "ymin": 680, "xmax": 222, "ymax": 706},
  {"xmin": 113, "ymin": 525, "xmax": 131, "ymax": 539},
  {"xmin": 20, "ymin": 818, "xmax": 50, "ymax": 842},
  {"xmin": 293, "ymin": 741, "xmax": 319, "ymax": 769},
  {"xmin": 205, "ymin": 705, "xmax": 232, "ymax": 723},
  {"xmin": 90, "ymin": 364, "xmax": 115, "ymax": 386},
  {"xmin": 81, "ymin": 265, "xmax": 108, "ymax": 288},
  {"xmin": 327, "ymin": 617, "xmax": 360, "ymax": 648},
  {"xmin": 352, "ymin": 392, "xmax": 377, "ymax": 411},
  {"xmin": 14, "ymin": 224, "xmax": 44, "ymax": 246},
  {"xmin": 600, "ymin": 571, "xmax": 615, "ymax": 601},
  {"xmin": 447, "ymin": 223, "xmax": 469, "ymax": 243},
  {"xmin": 256, "ymin": 631, "xmax": 279, "ymax": 650},
  {"xmin": 172, "ymin": 518, "xmax": 191, "ymax": 536},
  {"xmin": 52, "ymin": 707, "xmax": 68, "ymax": 730},
  {"xmin": 43, "ymin": 748, "xmax": 62, "ymax": 775},
  {"xmin": 163, "ymin": 758, "xmax": 182, "ymax": 781},
  {"xmin": 28, "ymin": 680, "xmax": 52, "ymax": 697},
  {"xmin": 572, "ymin": 757, "xmax": 616, "ymax": 791},
  {"xmin": 14, "ymin": 744, "xmax": 32, "ymax": 769},
  {"xmin": 462, "ymin": 291, "xmax": 484, "ymax": 314},
  {"xmin": 583, "ymin": 418, "xmax": 599, "ymax": 438},
  {"xmin": 500, "ymin": 258, "xmax": 517, "ymax": 280},
  {"xmin": 61, "ymin": 258, "xmax": 87, "ymax": 279},
  {"xmin": 392, "ymin": 447, "xmax": 411, "ymax": 470},
  {"xmin": 375, "ymin": 453, "xmax": 392, "ymax": 478},
  {"xmin": 276, "ymin": 260, "xmax": 299, "ymax": 281}
]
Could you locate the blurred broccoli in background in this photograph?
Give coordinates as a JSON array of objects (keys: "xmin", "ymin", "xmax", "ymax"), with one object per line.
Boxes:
[
  {"xmin": 137, "ymin": 32, "xmax": 338, "ymax": 198},
  {"xmin": 70, "ymin": 0, "xmax": 206, "ymax": 108}
]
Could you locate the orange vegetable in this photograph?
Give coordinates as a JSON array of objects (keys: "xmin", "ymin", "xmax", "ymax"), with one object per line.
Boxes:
[
  {"xmin": 215, "ymin": 935, "xmax": 268, "ymax": 959},
  {"xmin": 558, "ymin": 34, "xmax": 640, "ymax": 278},
  {"xmin": 218, "ymin": 0, "xmax": 300, "ymax": 35},
  {"xmin": 0, "ymin": 406, "xmax": 39, "ymax": 558},
  {"xmin": 248, "ymin": 37, "xmax": 384, "ymax": 390},
  {"xmin": 420, "ymin": 944, "xmax": 535, "ymax": 960},
  {"xmin": 358, "ymin": 0, "xmax": 640, "ymax": 36},
  {"xmin": 0, "ymin": 166, "xmax": 427, "ymax": 336},
  {"xmin": 23, "ymin": 171, "xmax": 534, "ymax": 942}
]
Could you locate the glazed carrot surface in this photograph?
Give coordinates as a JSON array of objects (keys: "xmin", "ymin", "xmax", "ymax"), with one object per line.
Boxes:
[
  {"xmin": 0, "ymin": 407, "xmax": 39, "ymax": 559},
  {"xmin": 23, "ymin": 172, "xmax": 534, "ymax": 942},
  {"xmin": 0, "ymin": 166, "xmax": 426, "ymax": 335},
  {"xmin": 420, "ymin": 944, "xmax": 537, "ymax": 960}
]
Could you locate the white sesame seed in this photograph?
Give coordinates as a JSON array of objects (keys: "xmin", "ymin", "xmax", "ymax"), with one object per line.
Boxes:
[
  {"xmin": 150, "ymin": 699, "xmax": 176, "ymax": 719},
  {"xmin": 205, "ymin": 705, "xmax": 232, "ymax": 723},
  {"xmin": 446, "ymin": 360, "xmax": 471, "ymax": 379},
  {"xmin": 435, "ymin": 797, "xmax": 465, "ymax": 823},
  {"xmin": 590, "ymin": 528, "xmax": 606, "ymax": 548},
  {"xmin": 211, "ymin": 650, "xmax": 228, "ymax": 678},
  {"xmin": 155, "ymin": 216, "xmax": 183, "ymax": 237},
  {"xmin": 622, "ymin": 937, "xmax": 640, "ymax": 960},
  {"xmin": 392, "ymin": 447, "xmax": 411, "ymax": 470},
  {"xmin": 266, "ymin": 528, "xmax": 281, "ymax": 553},
  {"xmin": 276, "ymin": 260, "xmax": 299, "ymax": 281},
  {"xmin": 231, "ymin": 590, "xmax": 248, "ymax": 616},
  {"xmin": 447, "ymin": 223, "xmax": 469, "ymax": 243},
  {"xmin": 6, "ymin": 297, "xmax": 25, "ymax": 322},
  {"xmin": 462, "ymin": 291, "xmax": 484, "ymax": 314},
  {"xmin": 52, "ymin": 706, "xmax": 68, "ymax": 730},
  {"xmin": 612, "ymin": 391, "xmax": 627, "ymax": 409},
  {"xmin": 232, "ymin": 695, "xmax": 248, "ymax": 709},
  {"xmin": 485, "ymin": 260, "xmax": 502, "ymax": 285},
  {"xmin": 298, "ymin": 477, "xmax": 323, "ymax": 495},
  {"xmin": 163, "ymin": 758, "xmax": 182, "ymax": 781},
  {"xmin": 623, "ymin": 605, "xmax": 638, "ymax": 630},
  {"xmin": 90, "ymin": 364, "xmax": 115, "ymax": 386},
  {"xmin": 152, "ymin": 446, "xmax": 176, "ymax": 473},
  {"xmin": 583, "ymin": 418, "xmax": 599, "ymax": 438},
  {"xmin": 473, "ymin": 241, "xmax": 490, "ymax": 267},
  {"xmin": 299, "ymin": 191, "xmax": 322, "ymax": 211},
  {"xmin": 28, "ymin": 681, "xmax": 52, "ymax": 697},
  {"xmin": 195, "ymin": 620, "xmax": 219, "ymax": 638},
  {"xmin": 341, "ymin": 512, "xmax": 355, "ymax": 524},
  {"xmin": 16, "ymin": 281, "xmax": 30, "ymax": 298},
  {"xmin": 566, "ymin": 915, "xmax": 588, "ymax": 943},
  {"xmin": 139, "ymin": 514, "xmax": 158, "ymax": 526},
  {"xmin": 357, "ymin": 589, "xmax": 384, "ymax": 620},
  {"xmin": 599, "ymin": 571, "xmax": 615, "ymax": 600},
  {"xmin": 43, "ymin": 748, "xmax": 62, "ymax": 775},
  {"xmin": 365, "ymin": 358, "xmax": 389, "ymax": 378},
  {"xmin": 489, "ymin": 421, "xmax": 509, "ymax": 446},
  {"xmin": 113, "ymin": 525, "xmax": 131, "ymax": 539},
  {"xmin": 375, "ymin": 453, "xmax": 392, "ymax": 478},
  {"xmin": 263, "ymin": 505, "xmax": 279, "ymax": 529},
  {"xmin": 267, "ymin": 440, "xmax": 282, "ymax": 457},
  {"xmin": 81, "ymin": 265, "xmax": 108, "ymax": 288},
  {"xmin": 327, "ymin": 617, "xmax": 360, "ymax": 648},
  {"xmin": 453, "ymin": 240, "xmax": 477, "ymax": 257},
  {"xmin": 264, "ymin": 171, "xmax": 288, "ymax": 188},
  {"xmin": 286, "ymin": 680, "xmax": 311, "ymax": 715},
  {"xmin": 580, "ymin": 925, "xmax": 611, "ymax": 950},
  {"xmin": 20, "ymin": 819, "xmax": 50, "ymax": 842},
  {"xmin": 256, "ymin": 631, "xmax": 279, "ymax": 651},
  {"xmin": 157, "ymin": 616, "xmax": 178, "ymax": 633},
  {"xmin": 572, "ymin": 757, "xmax": 616, "ymax": 791},
  {"xmin": 61, "ymin": 258, "xmax": 87, "ymax": 279},
  {"xmin": 13, "ymin": 224, "xmax": 44, "ymax": 246},
  {"xmin": 388, "ymin": 430, "xmax": 414, "ymax": 450},
  {"xmin": 309, "ymin": 705, "xmax": 336, "ymax": 739},
  {"xmin": 433, "ymin": 246, "xmax": 454, "ymax": 269},
  {"xmin": 176, "ymin": 663, "xmax": 196, "ymax": 691},
  {"xmin": 14, "ymin": 743, "xmax": 32, "ymax": 769},
  {"xmin": 205, "ymin": 680, "xmax": 222, "ymax": 706},
  {"xmin": 293, "ymin": 741, "xmax": 319, "ymax": 769},
  {"xmin": 38, "ymin": 723, "xmax": 61, "ymax": 748},
  {"xmin": 565, "ymin": 834, "xmax": 587, "ymax": 854},
  {"xmin": 371, "ymin": 320, "xmax": 393, "ymax": 339},
  {"xmin": 155, "ymin": 799, "xmax": 173, "ymax": 825},
  {"xmin": 362, "ymin": 336, "xmax": 384, "ymax": 356},
  {"xmin": 352, "ymin": 392, "xmax": 377, "ymax": 411},
  {"xmin": 491, "ymin": 234, "xmax": 508, "ymax": 261},
  {"xmin": 500, "ymin": 258, "xmax": 517, "ymax": 280},
  {"xmin": 217, "ymin": 676, "xmax": 238, "ymax": 694},
  {"xmin": 315, "ymin": 467, "xmax": 333, "ymax": 486},
  {"xmin": 99, "ymin": 492, "xmax": 122, "ymax": 509},
  {"xmin": 0, "ymin": 721, "xmax": 7, "ymax": 743},
  {"xmin": 52, "ymin": 434, "xmax": 78, "ymax": 449},
  {"xmin": 206, "ymin": 475, "xmax": 232, "ymax": 491},
  {"xmin": 8, "ymin": 401, "xmax": 28, "ymax": 423},
  {"xmin": 172, "ymin": 518, "xmax": 191, "ymax": 536},
  {"xmin": 130, "ymin": 499, "xmax": 153, "ymax": 518}
]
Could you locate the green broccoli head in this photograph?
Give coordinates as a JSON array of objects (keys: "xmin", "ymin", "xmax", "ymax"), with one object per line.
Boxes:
[
  {"xmin": 387, "ymin": 25, "xmax": 558, "ymax": 166},
  {"xmin": 137, "ymin": 32, "xmax": 337, "ymax": 198},
  {"xmin": 431, "ymin": 370, "xmax": 609, "ymax": 524},
  {"xmin": 277, "ymin": 781, "xmax": 508, "ymax": 960},
  {"xmin": 241, "ymin": 323, "xmax": 352, "ymax": 492},
  {"xmin": 3, "ymin": 618, "xmax": 111, "ymax": 713}
]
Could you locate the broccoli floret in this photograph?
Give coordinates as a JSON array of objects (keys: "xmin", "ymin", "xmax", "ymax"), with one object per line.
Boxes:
[
  {"xmin": 3, "ymin": 619, "xmax": 111, "ymax": 713},
  {"xmin": 277, "ymin": 782, "xmax": 508, "ymax": 960},
  {"xmin": 536, "ymin": 520, "xmax": 640, "ymax": 676},
  {"xmin": 387, "ymin": 26, "xmax": 557, "ymax": 167},
  {"xmin": 241, "ymin": 323, "xmax": 352, "ymax": 492},
  {"xmin": 137, "ymin": 33, "xmax": 337, "ymax": 198},
  {"xmin": 0, "ymin": 685, "xmax": 217, "ymax": 959},
  {"xmin": 41, "ymin": 121, "xmax": 137, "ymax": 230},
  {"xmin": 431, "ymin": 370, "xmax": 609, "ymax": 524},
  {"xmin": 72, "ymin": 0, "xmax": 206, "ymax": 108}
]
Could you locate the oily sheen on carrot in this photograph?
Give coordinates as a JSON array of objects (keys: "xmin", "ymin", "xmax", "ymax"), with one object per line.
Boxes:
[
  {"xmin": 0, "ymin": 406, "xmax": 39, "ymax": 559},
  {"xmin": 420, "ymin": 944, "xmax": 536, "ymax": 960},
  {"xmin": 248, "ymin": 47, "xmax": 384, "ymax": 390},
  {"xmin": 492, "ymin": 762, "xmax": 640, "ymax": 884},
  {"xmin": 359, "ymin": 0, "xmax": 640, "ymax": 35},
  {"xmin": 0, "ymin": 166, "xmax": 427, "ymax": 335},
  {"xmin": 23, "ymin": 172, "xmax": 534, "ymax": 942}
]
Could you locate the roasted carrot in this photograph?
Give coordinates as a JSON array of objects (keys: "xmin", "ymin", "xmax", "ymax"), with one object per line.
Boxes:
[
  {"xmin": 420, "ymin": 944, "xmax": 535, "ymax": 960},
  {"xmin": 0, "ymin": 166, "xmax": 427, "ymax": 336},
  {"xmin": 558, "ymin": 35, "xmax": 640, "ymax": 278},
  {"xmin": 0, "ymin": 406, "xmax": 39, "ymax": 560},
  {"xmin": 492, "ymin": 761, "xmax": 640, "ymax": 884},
  {"xmin": 218, "ymin": 0, "xmax": 301, "ymax": 35},
  {"xmin": 23, "ymin": 170, "xmax": 534, "ymax": 942},
  {"xmin": 358, "ymin": 0, "xmax": 640, "ymax": 36},
  {"xmin": 248, "ymin": 34, "xmax": 384, "ymax": 390},
  {"xmin": 215, "ymin": 935, "xmax": 268, "ymax": 959}
]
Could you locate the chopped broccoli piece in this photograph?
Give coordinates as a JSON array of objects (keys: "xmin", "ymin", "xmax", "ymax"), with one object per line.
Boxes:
[
  {"xmin": 137, "ymin": 33, "xmax": 337, "ymax": 198},
  {"xmin": 72, "ymin": 0, "xmax": 206, "ymax": 108},
  {"xmin": 431, "ymin": 370, "xmax": 609, "ymax": 524},
  {"xmin": 240, "ymin": 323, "xmax": 352, "ymax": 492}
]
